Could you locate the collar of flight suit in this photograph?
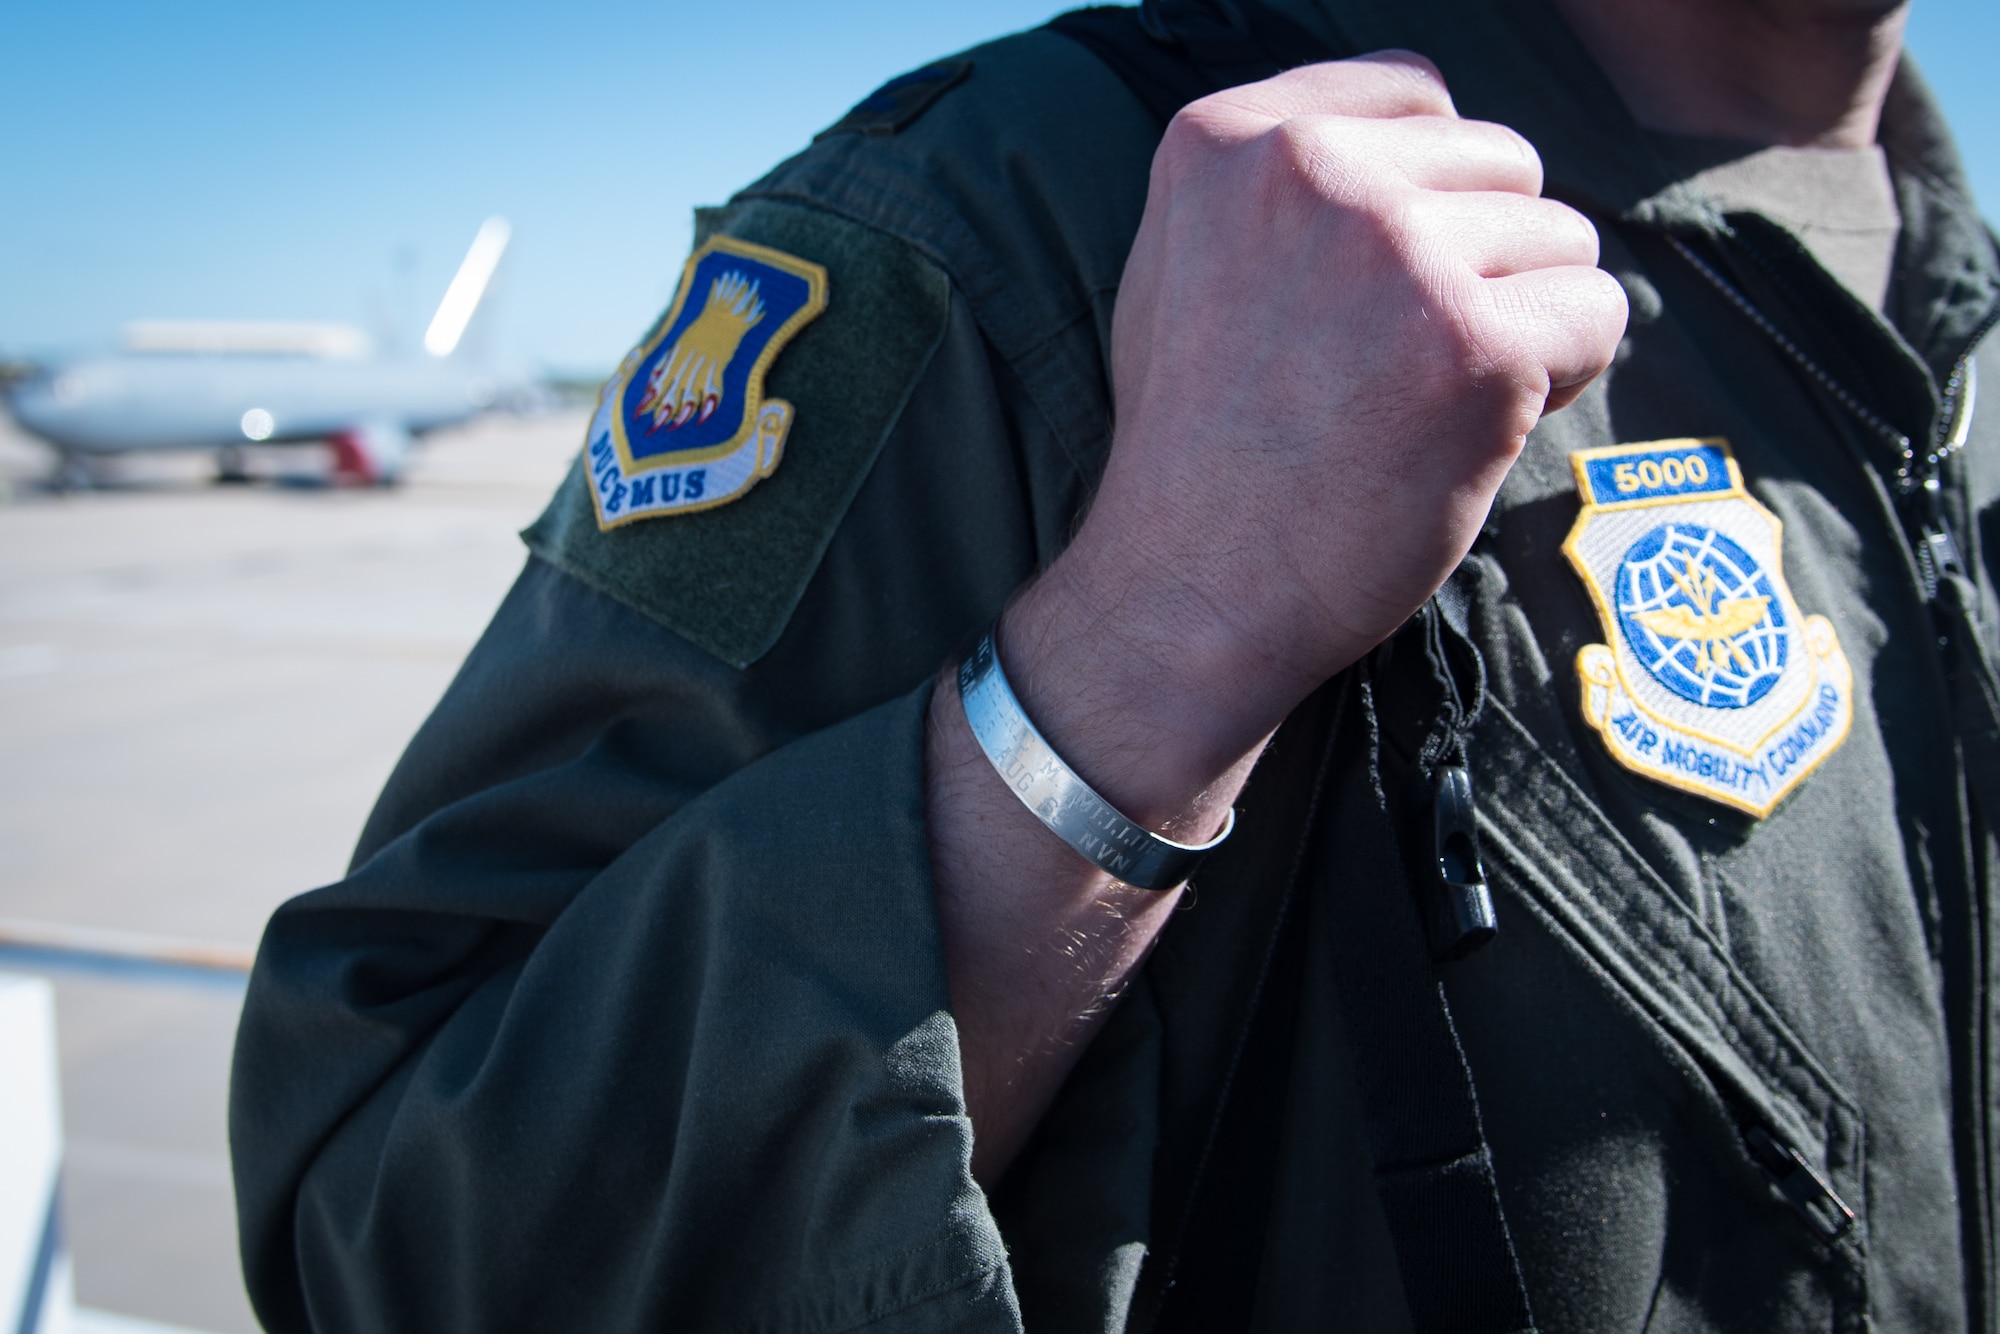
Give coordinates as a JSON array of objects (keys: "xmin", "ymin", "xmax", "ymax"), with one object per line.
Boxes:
[{"xmin": 1261, "ymin": 0, "xmax": 1998, "ymax": 392}]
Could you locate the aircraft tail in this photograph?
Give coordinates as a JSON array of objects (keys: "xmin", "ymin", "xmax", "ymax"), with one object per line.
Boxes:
[{"xmin": 423, "ymin": 216, "xmax": 511, "ymax": 359}]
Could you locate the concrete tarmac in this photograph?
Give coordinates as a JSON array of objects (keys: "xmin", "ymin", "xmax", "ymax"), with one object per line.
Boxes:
[{"xmin": 0, "ymin": 407, "xmax": 586, "ymax": 1332}]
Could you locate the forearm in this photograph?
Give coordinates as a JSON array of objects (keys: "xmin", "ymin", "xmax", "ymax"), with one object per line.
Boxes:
[{"xmin": 926, "ymin": 548, "xmax": 1271, "ymax": 1186}]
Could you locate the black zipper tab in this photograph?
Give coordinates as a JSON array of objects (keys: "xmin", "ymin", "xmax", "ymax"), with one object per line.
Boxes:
[
  {"xmin": 1914, "ymin": 357, "xmax": 1978, "ymax": 597},
  {"xmin": 1916, "ymin": 476, "xmax": 1966, "ymax": 600},
  {"xmin": 1424, "ymin": 765, "xmax": 1497, "ymax": 962},
  {"xmin": 1745, "ymin": 1124, "xmax": 1856, "ymax": 1243}
]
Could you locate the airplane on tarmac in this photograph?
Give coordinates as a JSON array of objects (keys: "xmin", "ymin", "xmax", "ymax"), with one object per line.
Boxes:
[{"xmin": 3, "ymin": 216, "xmax": 519, "ymax": 487}]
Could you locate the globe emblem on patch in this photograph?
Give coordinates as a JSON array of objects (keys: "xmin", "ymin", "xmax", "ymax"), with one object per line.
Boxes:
[{"xmin": 1614, "ymin": 522, "xmax": 1789, "ymax": 709}]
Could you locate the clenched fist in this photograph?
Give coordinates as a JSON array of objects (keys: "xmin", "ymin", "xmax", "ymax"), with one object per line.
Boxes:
[{"xmin": 1004, "ymin": 52, "xmax": 1628, "ymax": 801}]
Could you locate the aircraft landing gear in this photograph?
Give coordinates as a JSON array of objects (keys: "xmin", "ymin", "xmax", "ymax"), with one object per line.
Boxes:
[{"xmin": 51, "ymin": 453, "xmax": 94, "ymax": 493}]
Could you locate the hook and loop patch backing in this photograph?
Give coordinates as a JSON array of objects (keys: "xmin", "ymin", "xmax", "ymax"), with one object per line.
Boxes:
[{"xmin": 525, "ymin": 202, "xmax": 951, "ymax": 668}]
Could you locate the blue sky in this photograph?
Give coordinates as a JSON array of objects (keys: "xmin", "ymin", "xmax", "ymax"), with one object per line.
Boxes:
[{"xmin": 2, "ymin": 1, "xmax": 1993, "ymax": 375}]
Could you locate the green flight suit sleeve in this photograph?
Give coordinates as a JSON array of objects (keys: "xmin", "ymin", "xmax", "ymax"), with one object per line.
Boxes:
[{"xmin": 227, "ymin": 200, "xmax": 1076, "ymax": 1333}]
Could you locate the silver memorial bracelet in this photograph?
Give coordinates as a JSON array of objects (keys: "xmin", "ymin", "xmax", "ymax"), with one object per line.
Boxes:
[{"xmin": 956, "ymin": 630, "xmax": 1235, "ymax": 891}]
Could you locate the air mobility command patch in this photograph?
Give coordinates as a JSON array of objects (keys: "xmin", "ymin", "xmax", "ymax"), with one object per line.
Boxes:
[
  {"xmin": 586, "ymin": 236, "xmax": 828, "ymax": 529},
  {"xmin": 1564, "ymin": 438, "xmax": 1853, "ymax": 817}
]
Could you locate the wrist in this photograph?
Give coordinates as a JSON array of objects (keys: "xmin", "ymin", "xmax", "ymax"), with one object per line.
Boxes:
[{"xmin": 993, "ymin": 542, "xmax": 1288, "ymax": 834}]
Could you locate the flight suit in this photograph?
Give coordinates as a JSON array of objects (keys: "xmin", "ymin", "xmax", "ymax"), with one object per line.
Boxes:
[{"xmin": 229, "ymin": 0, "xmax": 2000, "ymax": 1329}]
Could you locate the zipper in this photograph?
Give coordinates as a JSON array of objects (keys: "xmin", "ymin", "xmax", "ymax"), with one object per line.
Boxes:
[
  {"xmin": 1667, "ymin": 234, "xmax": 1991, "ymax": 601},
  {"xmin": 1913, "ymin": 356, "xmax": 1983, "ymax": 596}
]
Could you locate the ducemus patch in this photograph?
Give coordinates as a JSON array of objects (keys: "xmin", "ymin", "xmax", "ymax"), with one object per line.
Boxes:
[
  {"xmin": 587, "ymin": 236, "xmax": 828, "ymax": 528},
  {"xmin": 1563, "ymin": 438, "xmax": 1852, "ymax": 817}
]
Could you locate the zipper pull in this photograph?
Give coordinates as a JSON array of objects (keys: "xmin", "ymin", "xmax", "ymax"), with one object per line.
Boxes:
[
  {"xmin": 1424, "ymin": 765, "xmax": 1497, "ymax": 961},
  {"xmin": 1914, "ymin": 355, "xmax": 1977, "ymax": 599},
  {"xmin": 1744, "ymin": 1125, "xmax": 1856, "ymax": 1243},
  {"xmin": 1917, "ymin": 476, "xmax": 1965, "ymax": 601}
]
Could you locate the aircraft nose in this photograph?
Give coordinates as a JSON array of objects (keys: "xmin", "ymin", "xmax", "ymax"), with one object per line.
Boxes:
[
  {"xmin": 6, "ymin": 375, "xmax": 53, "ymax": 417},
  {"xmin": 3, "ymin": 372, "xmax": 76, "ymax": 438},
  {"xmin": 5, "ymin": 373, "xmax": 43, "ymax": 412}
]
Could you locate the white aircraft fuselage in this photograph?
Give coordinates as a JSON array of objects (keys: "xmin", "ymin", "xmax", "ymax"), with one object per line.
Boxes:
[{"xmin": 5, "ymin": 353, "xmax": 496, "ymax": 454}]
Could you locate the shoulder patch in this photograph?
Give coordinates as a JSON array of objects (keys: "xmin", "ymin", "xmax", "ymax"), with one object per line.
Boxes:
[
  {"xmin": 586, "ymin": 236, "xmax": 827, "ymax": 527},
  {"xmin": 816, "ymin": 60, "xmax": 972, "ymax": 140},
  {"xmin": 523, "ymin": 203, "xmax": 951, "ymax": 668},
  {"xmin": 1564, "ymin": 438, "xmax": 1853, "ymax": 817}
]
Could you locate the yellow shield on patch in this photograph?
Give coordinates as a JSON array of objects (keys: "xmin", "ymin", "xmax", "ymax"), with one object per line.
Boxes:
[{"xmin": 1563, "ymin": 438, "xmax": 1853, "ymax": 817}]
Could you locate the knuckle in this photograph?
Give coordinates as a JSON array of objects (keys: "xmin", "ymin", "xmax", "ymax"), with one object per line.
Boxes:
[
  {"xmin": 1530, "ymin": 197, "xmax": 1600, "ymax": 250},
  {"xmin": 1464, "ymin": 119, "xmax": 1542, "ymax": 188},
  {"xmin": 1154, "ymin": 103, "xmax": 1242, "ymax": 178},
  {"xmin": 1570, "ymin": 210, "xmax": 1606, "ymax": 260},
  {"xmin": 1355, "ymin": 48, "xmax": 1448, "ymax": 97},
  {"xmin": 1265, "ymin": 117, "xmax": 1412, "ymax": 215},
  {"xmin": 1264, "ymin": 116, "xmax": 1327, "ymax": 170},
  {"xmin": 1490, "ymin": 121, "xmax": 1541, "ymax": 170},
  {"xmin": 1584, "ymin": 266, "xmax": 1634, "ymax": 323},
  {"xmin": 1550, "ymin": 197, "xmax": 1596, "ymax": 234},
  {"xmin": 1253, "ymin": 118, "xmax": 1345, "ymax": 209},
  {"xmin": 1159, "ymin": 103, "xmax": 1224, "ymax": 155}
]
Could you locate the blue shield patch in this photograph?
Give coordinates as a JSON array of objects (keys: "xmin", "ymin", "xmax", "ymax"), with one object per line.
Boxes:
[
  {"xmin": 586, "ymin": 236, "xmax": 828, "ymax": 528},
  {"xmin": 1615, "ymin": 522, "xmax": 1789, "ymax": 709}
]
